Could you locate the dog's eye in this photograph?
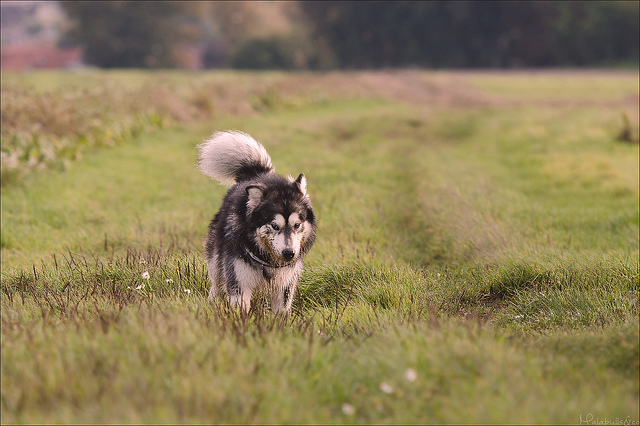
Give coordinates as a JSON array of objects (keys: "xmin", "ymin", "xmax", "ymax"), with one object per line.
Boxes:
[
  {"xmin": 294, "ymin": 223, "xmax": 302, "ymax": 230},
  {"xmin": 270, "ymin": 223, "xmax": 280, "ymax": 231}
]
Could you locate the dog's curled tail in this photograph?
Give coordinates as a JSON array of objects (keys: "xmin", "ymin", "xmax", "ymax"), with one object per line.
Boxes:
[{"xmin": 197, "ymin": 130, "xmax": 274, "ymax": 186}]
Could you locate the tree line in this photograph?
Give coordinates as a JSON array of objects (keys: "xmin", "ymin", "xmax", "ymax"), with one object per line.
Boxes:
[{"xmin": 60, "ymin": 1, "xmax": 639, "ymax": 69}]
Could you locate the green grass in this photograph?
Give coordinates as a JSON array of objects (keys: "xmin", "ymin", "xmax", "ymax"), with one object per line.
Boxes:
[
  {"xmin": 466, "ymin": 69, "xmax": 639, "ymax": 99},
  {"xmin": 1, "ymin": 69, "xmax": 639, "ymax": 424}
]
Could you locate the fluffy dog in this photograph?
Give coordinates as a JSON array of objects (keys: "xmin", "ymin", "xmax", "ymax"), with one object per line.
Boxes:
[{"xmin": 197, "ymin": 131, "xmax": 316, "ymax": 313}]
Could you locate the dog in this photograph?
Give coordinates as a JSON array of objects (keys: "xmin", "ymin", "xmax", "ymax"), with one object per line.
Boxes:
[{"xmin": 197, "ymin": 130, "xmax": 316, "ymax": 314}]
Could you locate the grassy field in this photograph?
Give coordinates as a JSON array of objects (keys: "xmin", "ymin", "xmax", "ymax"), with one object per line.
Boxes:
[{"xmin": 1, "ymin": 69, "xmax": 639, "ymax": 424}]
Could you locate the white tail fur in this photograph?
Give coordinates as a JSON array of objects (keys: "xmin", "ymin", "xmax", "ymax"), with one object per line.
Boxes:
[{"xmin": 197, "ymin": 130, "xmax": 274, "ymax": 186}]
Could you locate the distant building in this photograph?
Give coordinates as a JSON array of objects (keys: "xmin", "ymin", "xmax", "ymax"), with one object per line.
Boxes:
[
  {"xmin": 1, "ymin": 42, "xmax": 82, "ymax": 70},
  {"xmin": 1, "ymin": 1, "xmax": 83, "ymax": 70}
]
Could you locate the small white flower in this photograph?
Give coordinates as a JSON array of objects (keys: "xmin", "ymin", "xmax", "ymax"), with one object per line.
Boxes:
[
  {"xmin": 379, "ymin": 382, "xmax": 394, "ymax": 394},
  {"xmin": 183, "ymin": 288, "xmax": 191, "ymax": 294},
  {"xmin": 341, "ymin": 403, "xmax": 355, "ymax": 415},
  {"xmin": 166, "ymin": 279, "xmax": 174, "ymax": 284},
  {"xmin": 404, "ymin": 368, "xmax": 417, "ymax": 382},
  {"xmin": 135, "ymin": 284, "xmax": 145, "ymax": 290},
  {"xmin": 515, "ymin": 315, "xmax": 523, "ymax": 319},
  {"xmin": 139, "ymin": 260, "xmax": 146, "ymax": 264},
  {"xmin": 141, "ymin": 271, "xmax": 150, "ymax": 280}
]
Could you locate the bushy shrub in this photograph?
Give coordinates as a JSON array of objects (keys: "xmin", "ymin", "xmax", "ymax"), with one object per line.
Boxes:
[
  {"xmin": 229, "ymin": 32, "xmax": 337, "ymax": 70},
  {"xmin": 231, "ymin": 36, "xmax": 299, "ymax": 70}
]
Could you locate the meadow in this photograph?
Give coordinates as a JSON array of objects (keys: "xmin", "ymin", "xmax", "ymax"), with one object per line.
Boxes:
[{"xmin": 1, "ymin": 69, "xmax": 638, "ymax": 424}]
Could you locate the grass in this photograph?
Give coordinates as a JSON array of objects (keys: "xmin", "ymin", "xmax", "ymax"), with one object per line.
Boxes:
[
  {"xmin": 466, "ymin": 69, "xmax": 639, "ymax": 100},
  {"xmin": 1, "ymin": 69, "xmax": 639, "ymax": 424}
]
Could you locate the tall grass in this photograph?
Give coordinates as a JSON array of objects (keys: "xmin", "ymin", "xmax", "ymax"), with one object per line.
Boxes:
[{"xmin": 2, "ymin": 248, "xmax": 638, "ymax": 423}]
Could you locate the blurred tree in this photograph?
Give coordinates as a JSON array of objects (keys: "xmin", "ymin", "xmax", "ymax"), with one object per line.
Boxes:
[
  {"xmin": 198, "ymin": 1, "xmax": 314, "ymax": 69},
  {"xmin": 300, "ymin": 1, "xmax": 639, "ymax": 69},
  {"xmin": 60, "ymin": 1, "xmax": 200, "ymax": 68},
  {"xmin": 230, "ymin": 36, "xmax": 297, "ymax": 70},
  {"xmin": 550, "ymin": 1, "xmax": 639, "ymax": 66},
  {"xmin": 58, "ymin": 0, "xmax": 639, "ymax": 69},
  {"xmin": 229, "ymin": 30, "xmax": 321, "ymax": 70}
]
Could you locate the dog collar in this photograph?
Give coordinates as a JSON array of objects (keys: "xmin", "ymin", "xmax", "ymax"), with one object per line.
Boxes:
[{"xmin": 245, "ymin": 248, "xmax": 295, "ymax": 269}]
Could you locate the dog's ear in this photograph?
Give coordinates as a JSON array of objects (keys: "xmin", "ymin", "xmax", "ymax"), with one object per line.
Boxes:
[
  {"xmin": 246, "ymin": 184, "xmax": 265, "ymax": 211},
  {"xmin": 294, "ymin": 173, "xmax": 307, "ymax": 196}
]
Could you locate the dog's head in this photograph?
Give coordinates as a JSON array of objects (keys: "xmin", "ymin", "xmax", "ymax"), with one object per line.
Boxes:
[{"xmin": 246, "ymin": 173, "xmax": 316, "ymax": 266}]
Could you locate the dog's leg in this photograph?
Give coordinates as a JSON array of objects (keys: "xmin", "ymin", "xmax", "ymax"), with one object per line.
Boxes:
[
  {"xmin": 228, "ymin": 291, "xmax": 252, "ymax": 312},
  {"xmin": 207, "ymin": 254, "xmax": 219, "ymax": 301},
  {"xmin": 228, "ymin": 258, "xmax": 261, "ymax": 312},
  {"xmin": 270, "ymin": 285, "xmax": 285, "ymax": 313},
  {"xmin": 271, "ymin": 283, "xmax": 296, "ymax": 314},
  {"xmin": 226, "ymin": 277, "xmax": 252, "ymax": 312},
  {"xmin": 271, "ymin": 264, "xmax": 302, "ymax": 314},
  {"xmin": 208, "ymin": 285, "xmax": 217, "ymax": 300}
]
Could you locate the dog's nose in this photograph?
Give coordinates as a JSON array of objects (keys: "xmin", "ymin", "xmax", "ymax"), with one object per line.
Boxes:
[{"xmin": 282, "ymin": 249, "xmax": 295, "ymax": 260}]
